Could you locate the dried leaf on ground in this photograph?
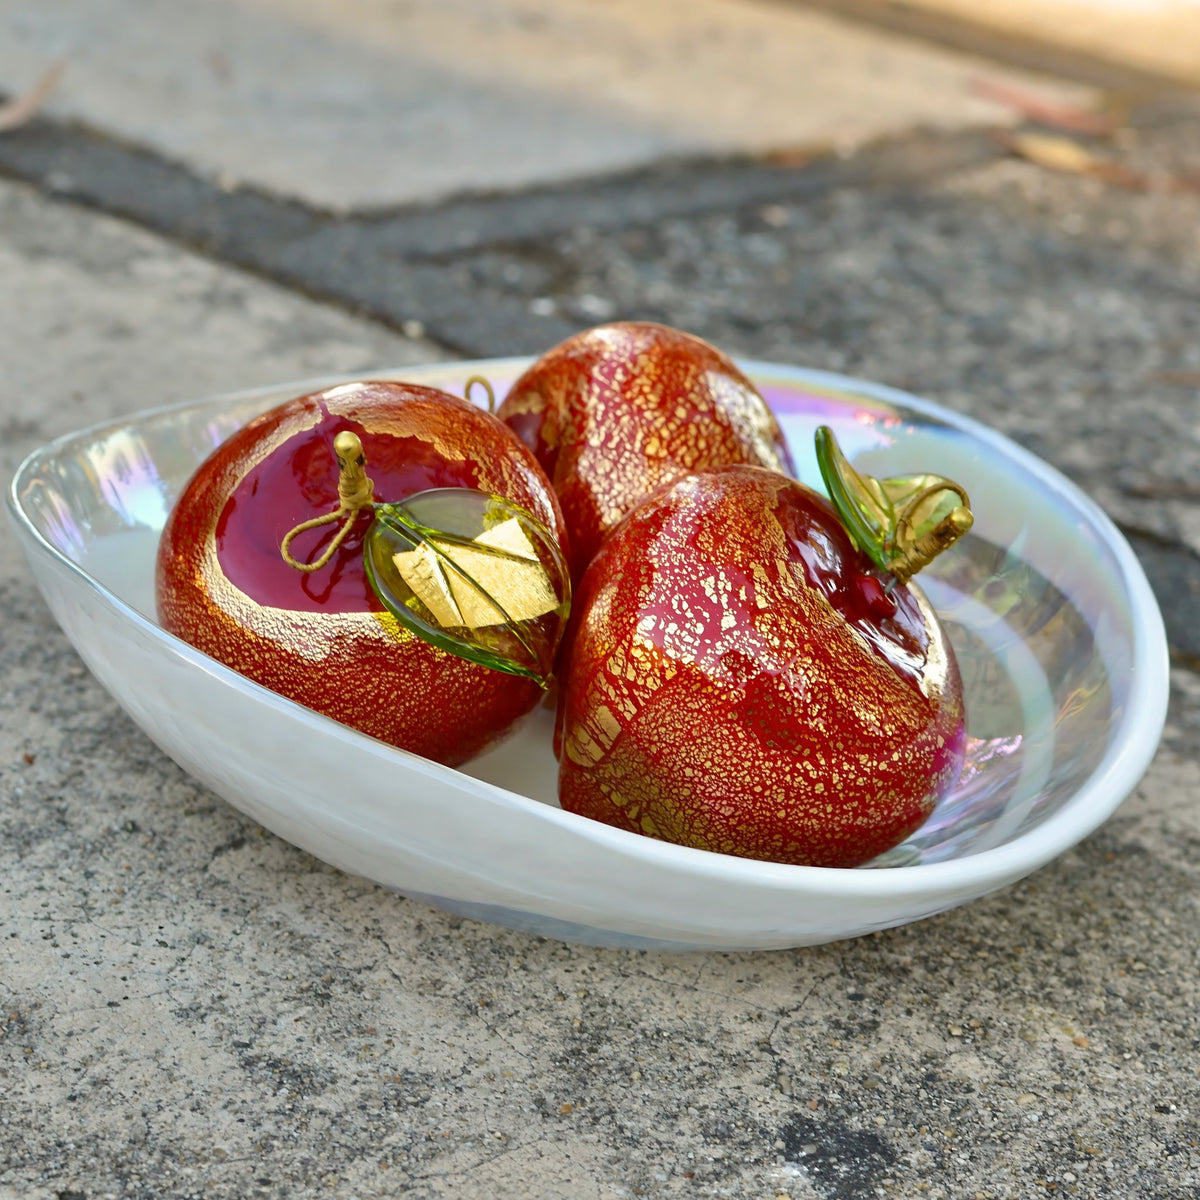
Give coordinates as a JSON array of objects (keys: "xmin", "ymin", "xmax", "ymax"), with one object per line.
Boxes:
[
  {"xmin": 971, "ymin": 77, "xmax": 1120, "ymax": 136},
  {"xmin": 0, "ymin": 61, "xmax": 67, "ymax": 133},
  {"xmin": 1123, "ymin": 481, "xmax": 1200, "ymax": 500},
  {"xmin": 760, "ymin": 139, "xmax": 836, "ymax": 169},
  {"xmin": 998, "ymin": 131, "xmax": 1110, "ymax": 174},
  {"xmin": 1153, "ymin": 371, "xmax": 1200, "ymax": 387},
  {"xmin": 994, "ymin": 130, "xmax": 1184, "ymax": 192}
]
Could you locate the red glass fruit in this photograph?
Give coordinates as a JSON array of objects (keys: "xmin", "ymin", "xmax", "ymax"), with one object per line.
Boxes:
[
  {"xmin": 497, "ymin": 321, "xmax": 795, "ymax": 580},
  {"xmin": 156, "ymin": 380, "xmax": 568, "ymax": 766},
  {"xmin": 557, "ymin": 464, "xmax": 968, "ymax": 868}
]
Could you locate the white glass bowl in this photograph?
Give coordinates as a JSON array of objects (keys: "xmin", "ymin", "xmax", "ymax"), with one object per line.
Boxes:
[{"xmin": 8, "ymin": 360, "xmax": 1168, "ymax": 950}]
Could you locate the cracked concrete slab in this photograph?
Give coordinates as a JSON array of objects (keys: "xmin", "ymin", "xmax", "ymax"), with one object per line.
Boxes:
[{"xmin": 0, "ymin": 0, "xmax": 1094, "ymax": 209}]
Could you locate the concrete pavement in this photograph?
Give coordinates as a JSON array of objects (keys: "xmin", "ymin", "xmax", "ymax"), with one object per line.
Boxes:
[
  {"xmin": 2, "ymin": 2, "xmax": 1200, "ymax": 1197},
  {"xmin": 0, "ymin": 0, "xmax": 1093, "ymax": 209}
]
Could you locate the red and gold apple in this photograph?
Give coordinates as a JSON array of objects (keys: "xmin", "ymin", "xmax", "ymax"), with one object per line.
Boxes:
[
  {"xmin": 498, "ymin": 321, "xmax": 795, "ymax": 580},
  {"xmin": 157, "ymin": 380, "xmax": 570, "ymax": 766},
  {"xmin": 557, "ymin": 440, "xmax": 972, "ymax": 868}
]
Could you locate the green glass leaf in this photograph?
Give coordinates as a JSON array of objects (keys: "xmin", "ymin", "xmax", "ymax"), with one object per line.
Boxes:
[
  {"xmin": 815, "ymin": 425, "xmax": 973, "ymax": 583},
  {"xmin": 363, "ymin": 488, "xmax": 571, "ymax": 687},
  {"xmin": 815, "ymin": 426, "xmax": 894, "ymax": 573}
]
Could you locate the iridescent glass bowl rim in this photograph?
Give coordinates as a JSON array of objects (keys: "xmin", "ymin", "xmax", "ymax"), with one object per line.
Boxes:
[{"xmin": 8, "ymin": 357, "xmax": 1170, "ymax": 899}]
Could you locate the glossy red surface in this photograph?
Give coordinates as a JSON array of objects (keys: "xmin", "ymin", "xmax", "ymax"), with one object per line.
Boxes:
[
  {"xmin": 497, "ymin": 322, "xmax": 795, "ymax": 581},
  {"xmin": 558, "ymin": 465, "xmax": 966, "ymax": 867},
  {"xmin": 157, "ymin": 381, "xmax": 568, "ymax": 766},
  {"xmin": 217, "ymin": 407, "xmax": 487, "ymax": 614}
]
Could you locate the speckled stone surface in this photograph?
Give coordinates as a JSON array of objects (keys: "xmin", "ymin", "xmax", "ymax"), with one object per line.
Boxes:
[{"xmin": 4, "ymin": 99, "xmax": 1200, "ymax": 1200}]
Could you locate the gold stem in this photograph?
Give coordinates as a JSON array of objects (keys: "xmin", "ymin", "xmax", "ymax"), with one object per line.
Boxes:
[
  {"xmin": 280, "ymin": 431, "xmax": 375, "ymax": 572},
  {"xmin": 464, "ymin": 375, "xmax": 496, "ymax": 414},
  {"xmin": 888, "ymin": 481, "xmax": 973, "ymax": 584}
]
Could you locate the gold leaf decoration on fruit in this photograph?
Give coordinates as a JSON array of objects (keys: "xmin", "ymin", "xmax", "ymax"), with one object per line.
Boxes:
[
  {"xmin": 365, "ymin": 488, "xmax": 571, "ymax": 686},
  {"xmin": 392, "ymin": 517, "xmax": 560, "ymax": 630}
]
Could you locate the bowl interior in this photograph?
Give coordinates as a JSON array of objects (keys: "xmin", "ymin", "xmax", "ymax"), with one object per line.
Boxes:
[{"xmin": 12, "ymin": 362, "xmax": 1148, "ymax": 870}]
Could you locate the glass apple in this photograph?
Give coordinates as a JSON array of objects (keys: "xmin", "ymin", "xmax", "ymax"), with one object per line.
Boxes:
[
  {"xmin": 156, "ymin": 380, "xmax": 570, "ymax": 766},
  {"xmin": 498, "ymin": 321, "xmax": 795, "ymax": 581}
]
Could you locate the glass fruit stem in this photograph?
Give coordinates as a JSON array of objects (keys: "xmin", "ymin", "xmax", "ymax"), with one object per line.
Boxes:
[
  {"xmin": 280, "ymin": 431, "xmax": 375, "ymax": 573},
  {"xmin": 278, "ymin": 376, "xmax": 496, "ymax": 574}
]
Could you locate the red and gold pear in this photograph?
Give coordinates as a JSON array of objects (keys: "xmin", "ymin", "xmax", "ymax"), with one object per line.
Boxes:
[{"xmin": 557, "ymin": 466, "xmax": 967, "ymax": 868}]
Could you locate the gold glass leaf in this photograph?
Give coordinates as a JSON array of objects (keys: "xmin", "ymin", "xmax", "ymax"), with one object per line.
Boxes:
[
  {"xmin": 392, "ymin": 517, "xmax": 560, "ymax": 630},
  {"xmin": 364, "ymin": 488, "xmax": 570, "ymax": 687}
]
